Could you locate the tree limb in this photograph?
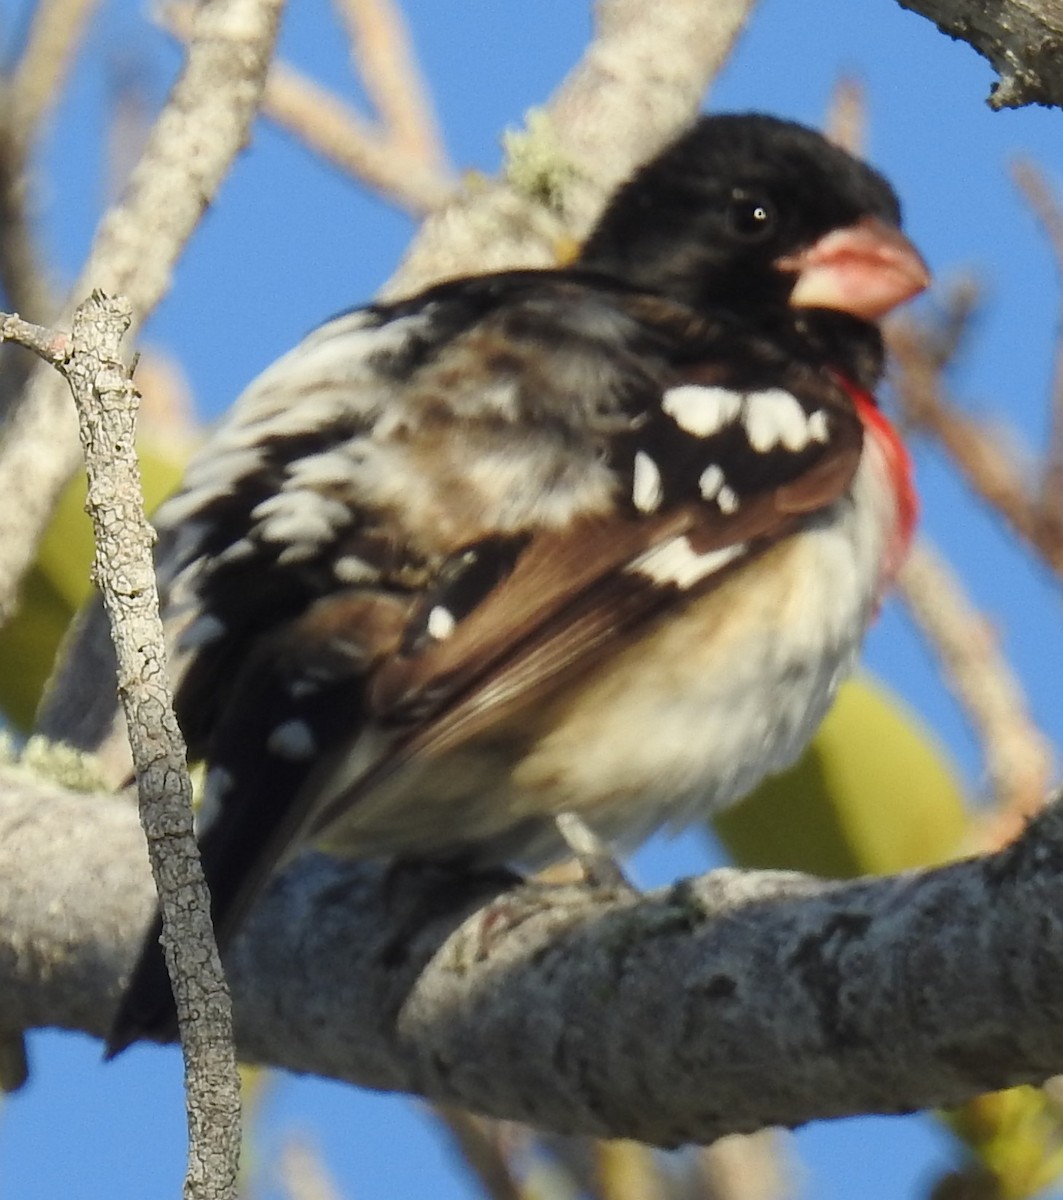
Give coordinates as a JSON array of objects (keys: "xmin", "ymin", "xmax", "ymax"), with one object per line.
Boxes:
[
  {"xmin": 895, "ymin": 0, "xmax": 1063, "ymax": 109},
  {"xmin": 5, "ymin": 775, "xmax": 1063, "ymax": 1147},
  {"xmin": 383, "ymin": 0, "xmax": 755, "ymax": 298}
]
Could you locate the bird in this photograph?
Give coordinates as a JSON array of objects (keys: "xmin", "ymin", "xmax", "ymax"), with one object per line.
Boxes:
[{"xmin": 107, "ymin": 112, "xmax": 928, "ymax": 1056}]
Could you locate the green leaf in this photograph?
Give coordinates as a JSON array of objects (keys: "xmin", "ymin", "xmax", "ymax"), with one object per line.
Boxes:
[{"xmin": 0, "ymin": 443, "xmax": 188, "ymax": 732}]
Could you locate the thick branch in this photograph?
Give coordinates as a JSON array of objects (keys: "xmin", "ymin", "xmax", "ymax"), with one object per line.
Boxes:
[
  {"xmin": 895, "ymin": 0, "xmax": 1063, "ymax": 109},
  {"xmin": 383, "ymin": 0, "xmax": 754, "ymax": 298},
  {"xmin": 5, "ymin": 777, "xmax": 1063, "ymax": 1146}
]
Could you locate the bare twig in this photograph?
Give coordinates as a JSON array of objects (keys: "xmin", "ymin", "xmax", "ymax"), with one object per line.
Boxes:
[
  {"xmin": 0, "ymin": 0, "xmax": 285, "ymax": 632},
  {"xmin": 824, "ymin": 76, "xmax": 866, "ymax": 157},
  {"xmin": 49, "ymin": 293, "xmax": 240, "ymax": 1200},
  {"xmin": 0, "ymin": 312, "xmax": 69, "ymax": 364},
  {"xmin": 1011, "ymin": 158, "xmax": 1063, "ymax": 534},
  {"xmin": 0, "ymin": 112, "xmax": 56, "ymax": 327},
  {"xmin": 160, "ymin": 1, "xmax": 454, "ymax": 216},
  {"xmin": 0, "ymin": 0, "xmax": 100, "ymax": 325},
  {"xmin": 694, "ymin": 1131, "xmax": 794, "ymax": 1200},
  {"xmin": 8, "ymin": 0, "xmax": 102, "ymax": 137},
  {"xmin": 527, "ymin": 0, "xmax": 754, "ymax": 234},
  {"xmin": 278, "ymin": 1138, "xmax": 344, "ymax": 1200},
  {"xmin": 265, "ymin": 59, "xmax": 454, "ymax": 213},
  {"xmin": 898, "ymin": 540, "xmax": 1054, "ymax": 840},
  {"xmin": 333, "ymin": 0, "xmax": 447, "ymax": 170},
  {"xmin": 888, "ymin": 315, "xmax": 1063, "ymax": 580},
  {"xmin": 433, "ymin": 1109, "xmax": 527, "ymax": 1200}
]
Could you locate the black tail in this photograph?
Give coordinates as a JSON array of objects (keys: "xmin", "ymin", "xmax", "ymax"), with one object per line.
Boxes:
[
  {"xmin": 104, "ymin": 747, "xmax": 321, "ymax": 1058},
  {"xmin": 104, "ymin": 803, "xmax": 288, "ymax": 1058},
  {"xmin": 105, "ymin": 912, "xmax": 175, "ymax": 1058}
]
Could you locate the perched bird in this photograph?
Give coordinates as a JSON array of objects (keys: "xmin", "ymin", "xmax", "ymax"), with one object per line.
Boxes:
[{"xmin": 108, "ymin": 112, "xmax": 928, "ymax": 1055}]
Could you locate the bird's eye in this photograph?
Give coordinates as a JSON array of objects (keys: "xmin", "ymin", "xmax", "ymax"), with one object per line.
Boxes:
[{"xmin": 727, "ymin": 192, "xmax": 777, "ymax": 241}]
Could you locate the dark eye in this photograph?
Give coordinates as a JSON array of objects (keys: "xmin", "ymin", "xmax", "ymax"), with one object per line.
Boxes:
[{"xmin": 727, "ymin": 191, "xmax": 777, "ymax": 241}]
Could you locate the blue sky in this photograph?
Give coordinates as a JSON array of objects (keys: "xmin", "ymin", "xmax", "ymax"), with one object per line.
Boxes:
[{"xmin": 1, "ymin": 1, "xmax": 1061, "ymax": 1197}]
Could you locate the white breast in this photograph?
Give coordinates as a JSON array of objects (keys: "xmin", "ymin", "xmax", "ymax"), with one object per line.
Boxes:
[
  {"xmin": 318, "ymin": 440, "xmax": 900, "ymax": 867},
  {"xmin": 515, "ymin": 439, "xmax": 897, "ymax": 841}
]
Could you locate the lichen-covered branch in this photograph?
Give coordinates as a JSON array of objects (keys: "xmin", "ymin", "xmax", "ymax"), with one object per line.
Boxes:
[
  {"xmin": 53, "ymin": 293, "xmax": 240, "ymax": 1200},
  {"xmin": 383, "ymin": 0, "xmax": 756, "ymax": 298},
  {"xmin": 4, "ymin": 775, "xmax": 1063, "ymax": 1146},
  {"xmin": 895, "ymin": 0, "xmax": 1063, "ymax": 109}
]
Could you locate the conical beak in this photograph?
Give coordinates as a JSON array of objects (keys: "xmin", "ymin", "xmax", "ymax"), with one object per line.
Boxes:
[{"xmin": 779, "ymin": 216, "xmax": 931, "ymax": 321}]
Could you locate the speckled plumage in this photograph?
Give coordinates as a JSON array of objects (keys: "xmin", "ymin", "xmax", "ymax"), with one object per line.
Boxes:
[{"xmin": 108, "ymin": 113, "xmax": 926, "ymax": 1055}]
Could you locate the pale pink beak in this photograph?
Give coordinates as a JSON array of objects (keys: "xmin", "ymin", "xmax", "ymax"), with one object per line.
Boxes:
[{"xmin": 779, "ymin": 216, "xmax": 931, "ymax": 321}]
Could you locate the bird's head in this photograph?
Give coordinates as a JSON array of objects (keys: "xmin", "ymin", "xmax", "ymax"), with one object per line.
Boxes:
[{"xmin": 578, "ymin": 113, "xmax": 929, "ymax": 327}]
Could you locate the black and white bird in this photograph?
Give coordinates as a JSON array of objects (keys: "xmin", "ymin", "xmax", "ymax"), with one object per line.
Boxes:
[{"xmin": 107, "ymin": 112, "xmax": 928, "ymax": 1054}]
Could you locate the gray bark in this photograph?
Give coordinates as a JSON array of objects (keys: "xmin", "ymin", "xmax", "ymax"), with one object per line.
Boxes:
[
  {"xmin": 897, "ymin": 0, "xmax": 1063, "ymax": 108},
  {"xmin": 3, "ymin": 771, "xmax": 1063, "ymax": 1146}
]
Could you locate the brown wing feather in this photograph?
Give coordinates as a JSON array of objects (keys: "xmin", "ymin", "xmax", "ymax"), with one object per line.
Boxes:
[{"xmin": 306, "ymin": 414, "xmax": 863, "ymax": 836}]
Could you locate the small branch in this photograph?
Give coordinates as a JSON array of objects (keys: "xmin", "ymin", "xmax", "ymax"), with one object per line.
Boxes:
[
  {"xmin": 432, "ymin": 1109, "xmax": 526, "ymax": 1200},
  {"xmin": 54, "ymin": 293, "xmax": 241, "ymax": 1200},
  {"xmin": 888, "ymin": 313, "xmax": 1063, "ymax": 581},
  {"xmin": 898, "ymin": 540, "xmax": 1054, "ymax": 837},
  {"xmin": 894, "ymin": 0, "xmax": 1063, "ymax": 109},
  {"xmin": 694, "ymin": 1131, "xmax": 793, "ymax": 1200},
  {"xmin": 278, "ymin": 1138, "xmax": 344, "ymax": 1200},
  {"xmin": 265, "ymin": 59, "xmax": 454, "ymax": 214},
  {"xmin": 824, "ymin": 76, "xmax": 866, "ymax": 156},
  {"xmin": 8, "ymin": 0, "xmax": 103, "ymax": 138},
  {"xmin": 0, "ymin": 109, "xmax": 57, "ymax": 328},
  {"xmin": 0, "ymin": 0, "xmax": 102, "ymax": 330},
  {"xmin": 159, "ymin": 1, "xmax": 454, "ymax": 216},
  {"xmin": 333, "ymin": 0, "xmax": 448, "ymax": 170},
  {"xmin": 1011, "ymin": 158, "xmax": 1063, "ymax": 535},
  {"xmin": 0, "ymin": 0, "xmax": 285, "ymax": 632},
  {"xmin": 0, "ymin": 312, "xmax": 69, "ymax": 364}
]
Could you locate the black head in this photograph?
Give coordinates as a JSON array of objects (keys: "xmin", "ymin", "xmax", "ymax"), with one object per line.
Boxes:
[{"xmin": 578, "ymin": 113, "xmax": 911, "ymax": 318}]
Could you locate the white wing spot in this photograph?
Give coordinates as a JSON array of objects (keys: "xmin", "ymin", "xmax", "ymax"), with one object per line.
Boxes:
[
  {"xmin": 808, "ymin": 409, "xmax": 830, "ymax": 443},
  {"xmin": 662, "ymin": 385, "xmax": 742, "ymax": 437},
  {"xmin": 743, "ymin": 388, "xmax": 812, "ymax": 453},
  {"xmin": 196, "ymin": 767, "xmax": 234, "ymax": 836},
  {"xmin": 698, "ymin": 464, "xmax": 724, "ymax": 500},
  {"xmin": 717, "ymin": 485, "xmax": 739, "ymax": 514},
  {"xmin": 334, "ymin": 555, "xmax": 377, "ymax": 584},
  {"xmin": 267, "ymin": 719, "xmax": 317, "ymax": 761},
  {"xmin": 215, "ymin": 537, "xmax": 256, "ymax": 567},
  {"xmin": 632, "ymin": 450, "xmax": 663, "ymax": 513},
  {"xmin": 426, "ymin": 605, "xmax": 456, "ymax": 640},
  {"xmin": 628, "ymin": 537, "xmax": 746, "ymax": 589}
]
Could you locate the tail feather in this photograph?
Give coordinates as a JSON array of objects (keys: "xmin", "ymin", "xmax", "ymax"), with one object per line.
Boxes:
[{"xmin": 105, "ymin": 913, "xmax": 176, "ymax": 1058}]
